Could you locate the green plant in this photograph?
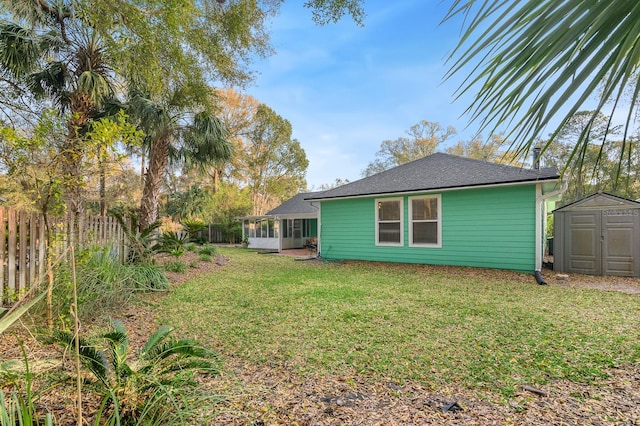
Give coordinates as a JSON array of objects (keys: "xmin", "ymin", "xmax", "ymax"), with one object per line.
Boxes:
[
  {"xmin": 0, "ymin": 390, "xmax": 53, "ymax": 426},
  {"xmin": 198, "ymin": 254, "xmax": 212, "ymax": 262},
  {"xmin": 180, "ymin": 218, "xmax": 207, "ymax": 242},
  {"xmin": 197, "ymin": 245, "xmax": 217, "ymax": 256},
  {"xmin": 158, "ymin": 231, "xmax": 189, "ymax": 257},
  {"xmin": 165, "ymin": 261, "xmax": 186, "ymax": 273},
  {"xmin": 69, "ymin": 246, "xmax": 168, "ymax": 319},
  {"xmin": 0, "ymin": 343, "xmax": 53, "ymax": 426},
  {"xmin": 113, "ymin": 212, "xmax": 162, "ymax": 264},
  {"xmin": 186, "ymin": 243, "xmax": 197, "ymax": 252},
  {"xmin": 52, "ymin": 320, "xmax": 219, "ymax": 425}
]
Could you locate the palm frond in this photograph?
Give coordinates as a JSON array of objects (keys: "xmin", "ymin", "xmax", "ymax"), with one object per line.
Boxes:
[
  {"xmin": 139, "ymin": 325, "xmax": 173, "ymax": 360},
  {"xmin": 181, "ymin": 111, "xmax": 233, "ymax": 169},
  {"xmin": 26, "ymin": 61, "xmax": 68, "ymax": 101},
  {"xmin": 0, "ymin": 23, "xmax": 40, "ymax": 78},
  {"xmin": 51, "ymin": 330, "xmax": 110, "ymax": 382},
  {"xmin": 444, "ymin": 0, "xmax": 640, "ymax": 168}
]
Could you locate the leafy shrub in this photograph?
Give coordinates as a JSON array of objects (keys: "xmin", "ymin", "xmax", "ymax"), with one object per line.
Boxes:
[
  {"xmin": 113, "ymin": 212, "xmax": 162, "ymax": 264},
  {"xmin": 186, "ymin": 243, "xmax": 197, "ymax": 252},
  {"xmin": 62, "ymin": 246, "xmax": 168, "ymax": 319},
  {"xmin": 198, "ymin": 254, "xmax": 212, "ymax": 262},
  {"xmin": 198, "ymin": 245, "xmax": 217, "ymax": 256},
  {"xmin": 126, "ymin": 263, "xmax": 169, "ymax": 292},
  {"xmin": 164, "ymin": 261, "xmax": 186, "ymax": 273}
]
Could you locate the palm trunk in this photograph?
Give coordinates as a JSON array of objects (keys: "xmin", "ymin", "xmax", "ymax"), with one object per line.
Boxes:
[
  {"xmin": 63, "ymin": 93, "xmax": 93, "ymax": 216},
  {"xmin": 139, "ymin": 135, "xmax": 170, "ymax": 231}
]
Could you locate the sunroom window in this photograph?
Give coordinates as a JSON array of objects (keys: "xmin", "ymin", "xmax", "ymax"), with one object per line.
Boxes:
[
  {"xmin": 376, "ymin": 198, "xmax": 403, "ymax": 245},
  {"xmin": 409, "ymin": 195, "xmax": 441, "ymax": 247}
]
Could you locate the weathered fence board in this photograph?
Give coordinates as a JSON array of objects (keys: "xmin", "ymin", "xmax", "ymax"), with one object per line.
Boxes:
[
  {"xmin": 7, "ymin": 209, "xmax": 17, "ymax": 298},
  {"xmin": 0, "ymin": 208, "xmax": 4, "ymax": 302},
  {"xmin": 1, "ymin": 208, "xmax": 126, "ymax": 304}
]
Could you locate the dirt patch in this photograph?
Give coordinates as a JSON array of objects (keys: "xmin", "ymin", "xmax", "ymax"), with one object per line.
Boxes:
[
  {"xmin": 201, "ymin": 360, "xmax": 640, "ymax": 425},
  {"xmin": 1, "ymin": 252, "xmax": 639, "ymax": 425},
  {"xmin": 544, "ymin": 271, "xmax": 640, "ymax": 294}
]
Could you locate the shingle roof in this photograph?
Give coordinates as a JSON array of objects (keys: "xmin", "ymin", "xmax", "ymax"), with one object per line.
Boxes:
[
  {"xmin": 267, "ymin": 192, "xmax": 321, "ymax": 215},
  {"xmin": 306, "ymin": 152, "xmax": 560, "ymax": 200}
]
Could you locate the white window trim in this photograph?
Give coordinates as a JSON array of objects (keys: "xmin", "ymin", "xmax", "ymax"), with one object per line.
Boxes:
[
  {"xmin": 409, "ymin": 194, "xmax": 442, "ymax": 248},
  {"xmin": 375, "ymin": 197, "xmax": 404, "ymax": 247}
]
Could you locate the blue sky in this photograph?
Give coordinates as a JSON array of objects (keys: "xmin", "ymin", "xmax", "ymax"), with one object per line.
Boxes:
[{"xmin": 244, "ymin": 0, "xmax": 478, "ymax": 190}]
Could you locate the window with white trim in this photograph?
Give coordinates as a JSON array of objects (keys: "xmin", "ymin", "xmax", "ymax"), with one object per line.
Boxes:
[
  {"xmin": 409, "ymin": 195, "xmax": 441, "ymax": 247},
  {"xmin": 376, "ymin": 198, "xmax": 403, "ymax": 245}
]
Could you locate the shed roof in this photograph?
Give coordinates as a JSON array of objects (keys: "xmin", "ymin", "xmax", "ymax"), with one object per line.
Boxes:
[
  {"xmin": 554, "ymin": 191, "xmax": 640, "ymax": 212},
  {"xmin": 266, "ymin": 192, "xmax": 321, "ymax": 216},
  {"xmin": 306, "ymin": 152, "xmax": 559, "ymax": 201}
]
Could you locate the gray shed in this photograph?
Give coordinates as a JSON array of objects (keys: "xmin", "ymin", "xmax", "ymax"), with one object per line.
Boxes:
[{"xmin": 553, "ymin": 192, "xmax": 640, "ymax": 277}]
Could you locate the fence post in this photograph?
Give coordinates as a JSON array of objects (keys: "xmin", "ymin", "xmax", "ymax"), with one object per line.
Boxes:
[
  {"xmin": 0, "ymin": 208, "xmax": 4, "ymax": 303},
  {"xmin": 18, "ymin": 211, "xmax": 28, "ymax": 294},
  {"xmin": 7, "ymin": 209, "xmax": 17, "ymax": 298},
  {"xmin": 38, "ymin": 213, "xmax": 46, "ymax": 288},
  {"xmin": 29, "ymin": 212, "xmax": 37, "ymax": 289}
]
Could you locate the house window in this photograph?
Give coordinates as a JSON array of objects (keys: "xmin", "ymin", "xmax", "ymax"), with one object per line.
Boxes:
[
  {"xmin": 268, "ymin": 219, "xmax": 276, "ymax": 238},
  {"xmin": 409, "ymin": 195, "xmax": 441, "ymax": 247},
  {"xmin": 376, "ymin": 198, "xmax": 403, "ymax": 246}
]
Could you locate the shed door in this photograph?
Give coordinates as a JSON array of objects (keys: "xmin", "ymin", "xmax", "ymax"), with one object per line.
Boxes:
[
  {"xmin": 566, "ymin": 212, "xmax": 601, "ymax": 275},
  {"xmin": 602, "ymin": 211, "xmax": 637, "ymax": 277},
  {"xmin": 565, "ymin": 210, "xmax": 637, "ymax": 276}
]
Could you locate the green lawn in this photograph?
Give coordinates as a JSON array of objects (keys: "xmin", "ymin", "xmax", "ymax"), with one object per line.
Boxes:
[{"xmin": 159, "ymin": 248, "xmax": 640, "ymax": 396}]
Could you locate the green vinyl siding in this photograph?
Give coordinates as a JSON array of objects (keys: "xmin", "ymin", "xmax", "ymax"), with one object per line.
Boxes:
[{"xmin": 319, "ymin": 185, "xmax": 537, "ymax": 272}]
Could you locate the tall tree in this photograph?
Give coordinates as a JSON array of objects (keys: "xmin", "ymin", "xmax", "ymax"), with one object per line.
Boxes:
[
  {"xmin": 209, "ymin": 88, "xmax": 260, "ymax": 192},
  {"xmin": 444, "ymin": 1, "xmax": 640, "ymax": 174},
  {"xmin": 362, "ymin": 120, "xmax": 457, "ymax": 176},
  {"xmin": 0, "ymin": 0, "xmax": 267, "ymax": 215},
  {"xmin": 445, "ymin": 134, "xmax": 516, "ymax": 164},
  {"xmin": 0, "ymin": 110, "xmax": 67, "ymax": 215},
  {"xmin": 542, "ymin": 111, "xmax": 639, "ymax": 204},
  {"xmin": 1, "ymin": 0, "xmax": 365, "ymax": 217},
  {"xmin": 243, "ymin": 104, "xmax": 308, "ymax": 215},
  {"xmin": 0, "ymin": 13, "xmax": 114, "ymax": 215},
  {"xmin": 128, "ymin": 89, "xmax": 233, "ymax": 231}
]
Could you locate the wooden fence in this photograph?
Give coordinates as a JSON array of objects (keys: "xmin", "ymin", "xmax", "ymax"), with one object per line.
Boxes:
[
  {"xmin": 1, "ymin": 208, "xmax": 126, "ymax": 304},
  {"xmin": 195, "ymin": 225, "xmax": 242, "ymax": 244}
]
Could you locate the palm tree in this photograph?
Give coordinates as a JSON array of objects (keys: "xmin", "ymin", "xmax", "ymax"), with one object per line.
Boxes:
[
  {"xmin": 444, "ymin": 1, "xmax": 640, "ymax": 174},
  {"xmin": 0, "ymin": 3, "xmax": 114, "ymax": 215},
  {"xmin": 128, "ymin": 91, "xmax": 232, "ymax": 231}
]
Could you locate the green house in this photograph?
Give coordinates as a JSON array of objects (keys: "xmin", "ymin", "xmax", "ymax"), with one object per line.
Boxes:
[{"xmin": 306, "ymin": 153, "xmax": 564, "ymax": 276}]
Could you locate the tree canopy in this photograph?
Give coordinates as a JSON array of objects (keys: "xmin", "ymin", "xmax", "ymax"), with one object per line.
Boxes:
[{"xmin": 362, "ymin": 120, "xmax": 457, "ymax": 177}]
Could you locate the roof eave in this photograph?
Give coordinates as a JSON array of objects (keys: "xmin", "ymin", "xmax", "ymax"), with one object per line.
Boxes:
[{"xmin": 305, "ymin": 177, "xmax": 561, "ymax": 202}]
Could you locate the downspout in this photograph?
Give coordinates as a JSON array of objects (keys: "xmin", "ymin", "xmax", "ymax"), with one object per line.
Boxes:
[
  {"xmin": 310, "ymin": 201, "xmax": 321, "ymax": 258},
  {"xmin": 534, "ymin": 180, "xmax": 567, "ymax": 284}
]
